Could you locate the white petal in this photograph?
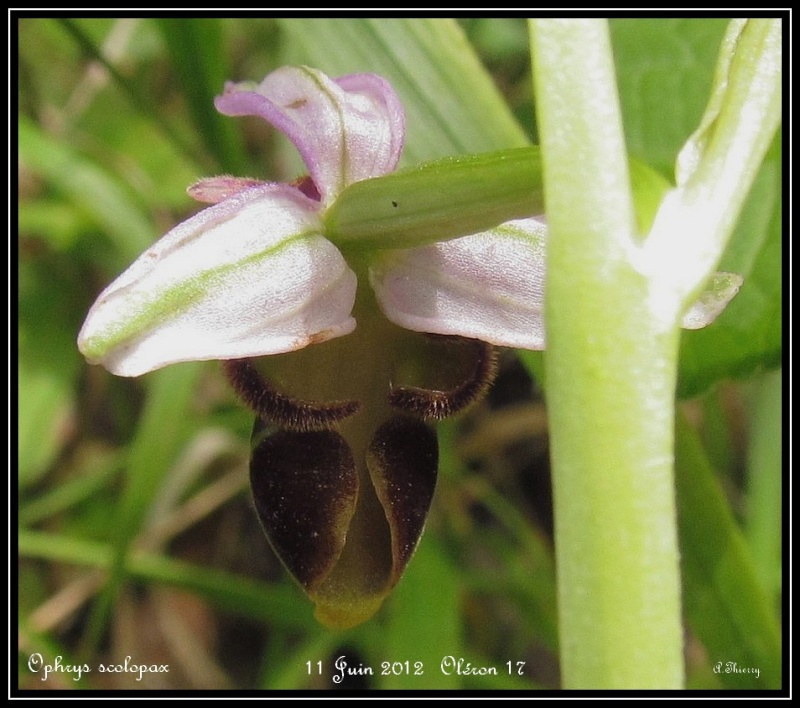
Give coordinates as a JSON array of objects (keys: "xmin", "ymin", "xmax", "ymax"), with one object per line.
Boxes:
[
  {"xmin": 370, "ymin": 218, "xmax": 548, "ymax": 350},
  {"xmin": 78, "ymin": 184, "xmax": 356, "ymax": 377}
]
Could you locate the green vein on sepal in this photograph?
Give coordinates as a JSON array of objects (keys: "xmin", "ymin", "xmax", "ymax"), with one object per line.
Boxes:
[{"xmin": 80, "ymin": 230, "xmax": 320, "ymax": 361}]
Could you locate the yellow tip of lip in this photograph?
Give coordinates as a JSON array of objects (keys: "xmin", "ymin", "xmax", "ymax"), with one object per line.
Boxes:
[{"xmin": 313, "ymin": 594, "xmax": 386, "ymax": 630}]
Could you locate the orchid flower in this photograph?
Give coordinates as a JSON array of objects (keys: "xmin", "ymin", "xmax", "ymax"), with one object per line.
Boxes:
[{"xmin": 77, "ymin": 65, "xmax": 741, "ymax": 628}]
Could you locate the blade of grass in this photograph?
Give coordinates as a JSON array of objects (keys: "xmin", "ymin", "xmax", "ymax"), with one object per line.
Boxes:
[
  {"xmin": 458, "ymin": 477, "xmax": 558, "ymax": 654},
  {"xmin": 80, "ymin": 362, "xmax": 203, "ymax": 657},
  {"xmin": 19, "ymin": 529, "xmax": 109, "ymax": 567},
  {"xmin": 744, "ymin": 369, "xmax": 782, "ymax": 602},
  {"xmin": 18, "ymin": 116, "xmax": 154, "ymax": 267},
  {"xmin": 675, "ymin": 409, "xmax": 782, "ymax": 689},
  {"xmin": 440, "ymin": 421, "xmax": 558, "ymax": 666},
  {"xmin": 57, "ymin": 18, "xmax": 210, "ymax": 172},
  {"xmin": 18, "ymin": 253, "xmax": 88, "ymax": 488},
  {"xmin": 156, "ymin": 19, "xmax": 248, "ymax": 174},
  {"xmin": 16, "ymin": 361, "xmax": 75, "ymax": 490},
  {"xmin": 19, "ymin": 451, "xmax": 121, "ymax": 526},
  {"xmin": 18, "ymin": 529, "xmax": 317, "ymax": 632}
]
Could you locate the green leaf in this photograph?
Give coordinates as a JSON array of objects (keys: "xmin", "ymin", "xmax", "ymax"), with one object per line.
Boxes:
[
  {"xmin": 17, "ymin": 362, "xmax": 74, "ymax": 489},
  {"xmin": 329, "ymin": 145, "xmax": 668, "ymax": 255},
  {"xmin": 438, "ymin": 422, "xmax": 558, "ymax": 675},
  {"xmin": 20, "ymin": 450, "xmax": 121, "ymax": 526},
  {"xmin": 156, "ymin": 19, "xmax": 248, "ymax": 174},
  {"xmin": 610, "ymin": 18, "xmax": 730, "ymax": 178},
  {"xmin": 463, "ymin": 18, "xmax": 530, "ymax": 62},
  {"xmin": 18, "ymin": 200, "xmax": 90, "ymax": 251},
  {"xmin": 675, "ymin": 412, "xmax": 782, "ymax": 689},
  {"xmin": 18, "ymin": 253, "xmax": 87, "ymax": 488}
]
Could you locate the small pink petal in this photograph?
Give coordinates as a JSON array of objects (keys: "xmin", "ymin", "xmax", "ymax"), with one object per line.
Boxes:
[{"xmin": 215, "ymin": 66, "xmax": 405, "ymax": 204}]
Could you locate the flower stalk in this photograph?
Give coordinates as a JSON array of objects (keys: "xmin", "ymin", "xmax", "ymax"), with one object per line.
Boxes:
[
  {"xmin": 530, "ymin": 18, "xmax": 684, "ymax": 688},
  {"xmin": 530, "ymin": 17, "xmax": 780, "ymax": 688}
]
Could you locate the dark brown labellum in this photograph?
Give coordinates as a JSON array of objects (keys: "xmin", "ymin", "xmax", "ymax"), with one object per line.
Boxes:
[
  {"xmin": 367, "ymin": 416, "xmax": 438, "ymax": 582},
  {"xmin": 227, "ymin": 330, "xmax": 497, "ymax": 627},
  {"xmin": 249, "ymin": 419, "xmax": 358, "ymax": 590}
]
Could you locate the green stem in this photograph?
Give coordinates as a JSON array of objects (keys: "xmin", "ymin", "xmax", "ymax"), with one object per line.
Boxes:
[{"xmin": 530, "ymin": 19, "xmax": 684, "ymax": 688}]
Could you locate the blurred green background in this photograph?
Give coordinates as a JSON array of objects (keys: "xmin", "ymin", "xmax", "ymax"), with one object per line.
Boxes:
[{"xmin": 16, "ymin": 18, "xmax": 781, "ymax": 690}]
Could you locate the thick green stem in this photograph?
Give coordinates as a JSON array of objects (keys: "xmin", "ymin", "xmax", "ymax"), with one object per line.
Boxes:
[{"xmin": 530, "ymin": 19, "xmax": 684, "ymax": 688}]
